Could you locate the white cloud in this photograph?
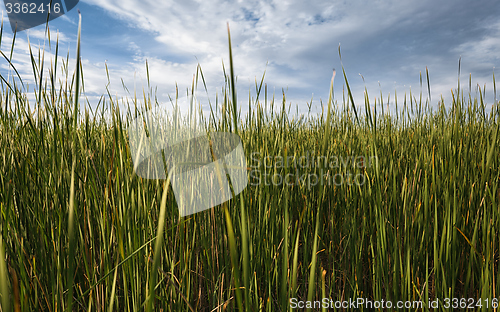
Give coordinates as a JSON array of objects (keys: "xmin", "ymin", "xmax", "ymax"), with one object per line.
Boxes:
[
  {"xmin": 94, "ymin": 0, "xmax": 460, "ymax": 111},
  {"xmin": 453, "ymin": 19, "xmax": 500, "ymax": 70},
  {"xmin": 26, "ymin": 28, "xmax": 72, "ymax": 43},
  {"xmin": 1, "ymin": 0, "xmax": 498, "ymax": 117}
]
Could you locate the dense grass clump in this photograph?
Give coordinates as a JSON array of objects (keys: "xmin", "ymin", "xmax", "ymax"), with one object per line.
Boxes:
[{"xmin": 0, "ymin": 21, "xmax": 499, "ymax": 311}]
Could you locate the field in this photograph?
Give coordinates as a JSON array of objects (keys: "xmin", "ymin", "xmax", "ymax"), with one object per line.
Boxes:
[{"xmin": 0, "ymin": 20, "xmax": 499, "ymax": 311}]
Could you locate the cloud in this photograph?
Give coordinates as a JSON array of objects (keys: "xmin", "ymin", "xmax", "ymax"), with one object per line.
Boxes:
[
  {"xmin": 453, "ymin": 19, "xmax": 500, "ymax": 71},
  {"xmin": 26, "ymin": 28, "xmax": 72, "ymax": 43}
]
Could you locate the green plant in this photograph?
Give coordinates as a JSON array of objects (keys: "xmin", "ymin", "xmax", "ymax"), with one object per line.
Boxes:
[{"xmin": 0, "ymin": 19, "xmax": 499, "ymax": 312}]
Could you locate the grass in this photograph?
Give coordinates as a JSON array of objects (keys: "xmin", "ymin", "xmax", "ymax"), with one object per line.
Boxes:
[{"xmin": 0, "ymin": 18, "xmax": 499, "ymax": 311}]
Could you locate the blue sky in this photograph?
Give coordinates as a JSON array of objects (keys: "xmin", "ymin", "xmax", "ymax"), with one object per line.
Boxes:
[{"xmin": 1, "ymin": 0, "xmax": 499, "ymax": 116}]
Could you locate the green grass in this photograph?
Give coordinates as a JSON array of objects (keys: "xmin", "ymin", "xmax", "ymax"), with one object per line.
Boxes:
[{"xmin": 0, "ymin": 20, "xmax": 499, "ymax": 311}]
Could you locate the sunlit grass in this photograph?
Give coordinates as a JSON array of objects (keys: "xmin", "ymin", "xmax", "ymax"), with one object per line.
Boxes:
[{"xmin": 0, "ymin": 20, "xmax": 499, "ymax": 312}]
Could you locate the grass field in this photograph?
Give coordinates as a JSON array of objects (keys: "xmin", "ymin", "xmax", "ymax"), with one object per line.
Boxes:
[{"xmin": 0, "ymin": 20, "xmax": 499, "ymax": 311}]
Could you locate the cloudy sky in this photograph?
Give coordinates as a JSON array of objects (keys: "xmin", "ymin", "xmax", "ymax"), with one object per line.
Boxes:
[{"xmin": 0, "ymin": 0, "xmax": 499, "ymax": 116}]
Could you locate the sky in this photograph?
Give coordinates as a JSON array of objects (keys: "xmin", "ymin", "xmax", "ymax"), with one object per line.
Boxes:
[{"xmin": 0, "ymin": 0, "xmax": 499, "ymax": 117}]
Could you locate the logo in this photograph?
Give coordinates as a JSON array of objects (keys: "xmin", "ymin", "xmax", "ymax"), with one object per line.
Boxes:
[
  {"xmin": 127, "ymin": 96, "xmax": 248, "ymax": 216},
  {"xmin": 3, "ymin": 0, "xmax": 79, "ymax": 32}
]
